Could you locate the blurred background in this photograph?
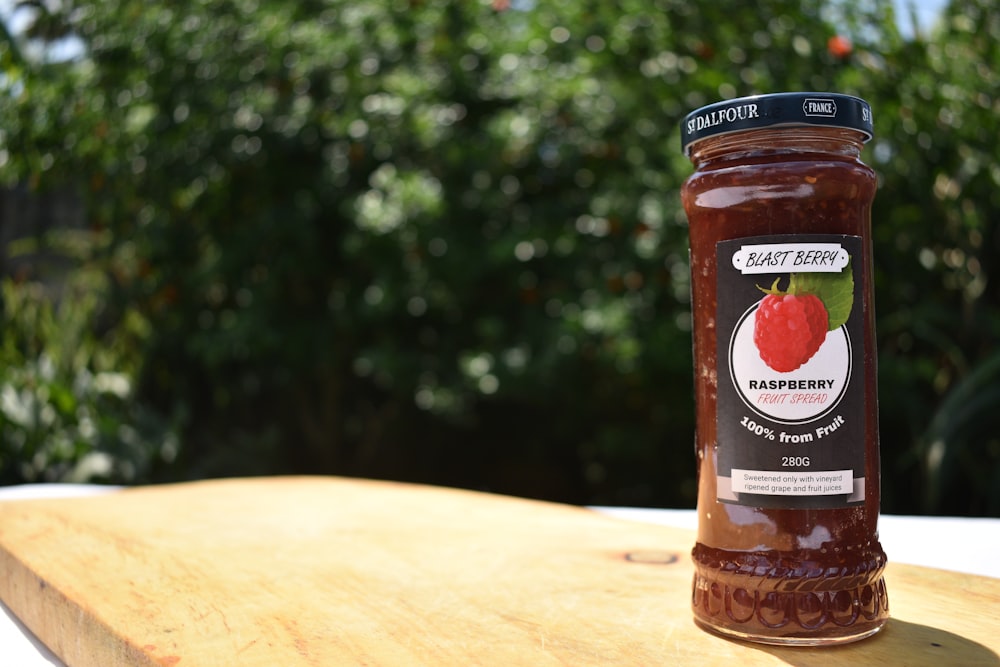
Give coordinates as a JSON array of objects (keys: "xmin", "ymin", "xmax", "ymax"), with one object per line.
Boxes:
[{"xmin": 0, "ymin": 0, "xmax": 996, "ymax": 516}]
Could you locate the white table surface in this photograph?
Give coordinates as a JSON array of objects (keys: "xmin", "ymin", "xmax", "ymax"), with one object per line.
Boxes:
[{"xmin": 2, "ymin": 483, "xmax": 998, "ymax": 666}]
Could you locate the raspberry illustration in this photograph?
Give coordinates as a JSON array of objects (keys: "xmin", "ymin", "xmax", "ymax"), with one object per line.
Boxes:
[{"xmin": 753, "ymin": 288, "xmax": 829, "ymax": 372}]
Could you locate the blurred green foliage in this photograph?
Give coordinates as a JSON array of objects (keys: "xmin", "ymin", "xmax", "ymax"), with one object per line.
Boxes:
[
  {"xmin": 0, "ymin": 234, "xmax": 181, "ymax": 484},
  {"xmin": 1, "ymin": 0, "xmax": 997, "ymax": 514}
]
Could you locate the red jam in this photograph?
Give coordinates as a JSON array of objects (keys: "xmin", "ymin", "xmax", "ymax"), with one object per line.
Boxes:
[{"xmin": 680, "ymin": 94, "xmax": 889, "ymax": 645}]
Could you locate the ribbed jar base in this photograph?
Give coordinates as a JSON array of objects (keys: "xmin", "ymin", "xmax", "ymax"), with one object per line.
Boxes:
[{"xmin": 691, "ymin": 543, "xmax": 890, "ymax": 646}]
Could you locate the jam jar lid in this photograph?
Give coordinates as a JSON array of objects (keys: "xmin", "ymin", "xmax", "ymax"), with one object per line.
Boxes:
[{"xmin": 680, "ymin": 92, "xmax": 873, "ymax": 155}]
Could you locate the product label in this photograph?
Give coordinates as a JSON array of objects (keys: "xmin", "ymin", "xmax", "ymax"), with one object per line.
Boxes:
[{"xmin": 716, "ymin": 234, "xmax": 866, "ymax": 509}]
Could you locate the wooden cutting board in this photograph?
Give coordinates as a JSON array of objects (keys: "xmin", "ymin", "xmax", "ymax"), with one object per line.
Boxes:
[{"xmin": 1, "ymin": 476, "xmax": 998, "ymax": 666}]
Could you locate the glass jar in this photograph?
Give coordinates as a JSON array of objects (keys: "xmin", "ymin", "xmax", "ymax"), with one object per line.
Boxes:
[{"xmin": 679, "ymin": 93, "xmax": 889, "ymax": 645}]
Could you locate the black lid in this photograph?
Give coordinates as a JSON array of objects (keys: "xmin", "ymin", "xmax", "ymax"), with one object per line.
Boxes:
[{"xmin": 680, "ymin": 92, "xmax": 873, "ymax": 155}]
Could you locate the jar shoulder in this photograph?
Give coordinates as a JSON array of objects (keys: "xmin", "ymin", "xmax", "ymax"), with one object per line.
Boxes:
[{"xmin": 682, "ymin": 157, "xmax": 876, "ymax": 205}]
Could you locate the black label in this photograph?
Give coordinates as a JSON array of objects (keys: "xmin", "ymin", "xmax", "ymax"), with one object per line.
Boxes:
[{"xmin": 716, "ymin": 234, "xmax": 866, "ymax": 509}]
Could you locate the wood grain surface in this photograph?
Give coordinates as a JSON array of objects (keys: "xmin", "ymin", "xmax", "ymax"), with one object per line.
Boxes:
[{"xmin": 0, "ymin": 476, "xmax": 997, "ymax": 666}]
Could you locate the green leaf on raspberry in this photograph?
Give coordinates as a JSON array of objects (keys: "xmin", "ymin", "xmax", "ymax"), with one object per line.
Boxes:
[{"xmin": 788, "ymin": 262, "xmax": 854, "ymax": 331}]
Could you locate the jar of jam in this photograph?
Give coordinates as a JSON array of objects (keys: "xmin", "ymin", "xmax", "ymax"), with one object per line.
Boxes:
[{"xmin": 679, "ymin": 93, "xmax": 888, "ymax": 645}]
